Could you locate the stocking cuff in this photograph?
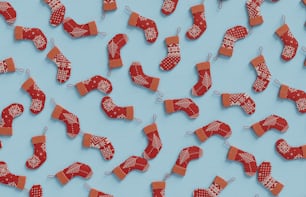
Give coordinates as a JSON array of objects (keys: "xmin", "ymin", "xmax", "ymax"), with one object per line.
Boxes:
[
  {"xmin": 251, "ymin": 55, "xmax": 265, "ymax": 67},
  {"xmin": 51, "ymin": 105, "xmax": 64, "ymax": 119},
  {"xmin": 89, "ymin": 188, "xmax": 100, "ymax": 197},
  {"xmin": 172, "ymin": 164, "xmax": 186, "ymax": 176},
  {"xmin": 221, "ymin": 93, "xmax": 231, "ymax": 107},
  {"xmin": 0, "ymin": 127, "xmax": 13, "ymax": 136},
  {"xmin": 164, "ymin": 100, "xmax": 174, "ymax": 113},
  {"xmin": 16, "ymin": 175, "xmax": 26, "ymax": 190},
  {"xmin": 75, "ymin": 82, "xmax": 88, "ymax": 96},
  {"xmin": 112, "ymin": 166, "xmax": 127, "ymax": 180},
  {"xmin": 47, "ymin": 46, "xmax": 60, "ymax": 60},
  {"xmin": 109, "ymin": 58, "xmax": 123, "ymax": 69},
  {"xmin": 88, "ymin": 21, "xmax": 98, "ymax": 36},
  {"xmin": 251, "ymin": 122, "xmax": 265, "ymax": 137},
  {"xmin": 128, "ymin": 12, "xmax": 139, "ymax": 26},
  {"xmin": 149, "ymin": 77, "xmax": 160, "ymax": 92},
  {"xmin": 303, "ymin": 0, "xmax": 306, "ymax": 5},
  {"xmin": 196, "ymin": 62, "xmax": 210, "ymax": 71},
  {"xmin": 302, "ymin": 145, "xmax": 306, "ymax": 158},
  {"xmin": 214, "ymin": 176, "xmax": 228, "ymax": 188},
  {"xmin": 194, "ymin": 128, "xmax": 208, "ymax": 142},
  {"xmin": 55, "ymin": 171, "xmax": 69, "ymax": 185},
  {"xmin": 82, "ymin": 133, "xmax": 92, "ymax": 147},
  {"xmin": 32, "ymin": 135, "xmax": 46, "ymax": 144},
  {"xmin": 227, "ymin": 146, "xmax": 238, "ymax": 161},
  {"xmin": 5, "ymin": 58, "xmax": 16, "ymax": 72},
  {"xmin": 21, "ymin": 77, "xmax": 35, "ymax": 91},
  {"xmin": 278, "ymin": 84, "xmax": 289, "ymax": 99},
  {"xmin": 143, "ymin": 123, "xmax": 157, "ymax": 135},
  {"xmin": 249, "ymin": 16, "xmax": 263, "ymax": 27},
  {"xmin": 151, "ymin": 181, "xmax": 166, "ymax": 189},
  {"xmin": 191, "ymin": 4, "xmax": 204, "ymax": 14},
  {"xmin": 271, "ymin": 182, "xmax": 284, "ymax": 196},
  {"xmin": 103, "ymin": 1, "xmax": 117, "ymax": 11},
  {"xmin": 126, "ymin": 106, "xmax": 134, "ymax": 120},
  {"xmin": 166, "ymin": 36, "xmax": 179, "ymax": 45},
  {"xmin": 219, "ymin": 47, "xmax": 233, "ymax": 57},
  {"xmin": 275, "ymin": 24, "xmax": 289, "ymax": 37},
  {"xmin": 14, "ymin": 26, "xmax": 23, "ymax": 40}
]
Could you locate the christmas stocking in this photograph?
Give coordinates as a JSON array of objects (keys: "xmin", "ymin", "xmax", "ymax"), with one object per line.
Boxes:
[
  {"xmin": 103, "ymin": 0, "xmax": 117, "ymax": 11},
  {"xmin": 46, "ymin": 46, "xmax": 71, "ymax": 83},
  {"xmin": 161, "ymin": 0, "xmax": 178, "ymax": 15},
  {"xmin": 82, "ymin": 133, "xmax": 115, "ymax": 160},
  {"xmin": 21, "ymin": 77, "xmax": 46, "ymax": 114},
  {"xmin": 143, "ymin": 123, "xmax": 162, "ymax": 160},
  {"xmin": 257, "ymin": 161, "xmax": 284, "ymax": 196},
  {"xmin": 278, "ymin": 84, "xmax": 306, "ymax": 113},
  {"xmin": 275, "ymin": 138, "xmax": 306, "ymax": 160},
  {"xmin": 129, "ymin": 62, "xmax": 160, "ymax": 92},
  {"xmin": 275, "ymin": 23, "xmax": 298, "ymax": 61},
  {"xmin": 227, "ymin": 146, "xmax": 257, "ymax": 176},
  {"xmin": 0, "ymin": 2, "xmax": 16, "ymax": 24},
  {"xmin": 0, "ymin": 57, "xmax": 16, "ymax": 74},
  {"xmin": 51, "ymin": 104, "xmax": 80, "ymax": 138},
  {"xmin": 250, "ymin": 114, "xmax": 288, "ymax": 137},
  {"xmin": 250, "ymin": 55, "xmax": 271, "ymax": 92},
  {"xmin": 0, "ymin": 103, "xmax": 24, "ymax": 136},
  {"xmin": 128, "ymin": 11, "xmax": 158, "ymax": 43},
  {"xmin": 186, "ymin": 4, "xmax": 207, "ymax": 40},
  {"xmin": 194, "ymin": 120, "xmax": 231, "ymax": 143},
  {"xmin": 54, "ymin": 162, "xmax": 92, "ymax": 185},
  {"xmin": 151, "ymin": 181, "xmax": 165, "ymax": 197},
  {"xmin": 191, "ymin": 61, "xmax": 212, "ymax": 96},
  {"xmin": 112, "ymin": 156, "xmax": 149, "ymax": 180},
  {"xmin": 0, "ymin": 161, "xmax": 26, "ymax": 190},
  {"xmin": 63, "ymin": 18, "xmax": 98, "ymax": 38},
  {"xmin": 218, "ymin": 25, "xmax": 248, "ymax": 57},
  {"xmin": 29, "ymin": 185, "xmax": 43, "ymax": 197},
  {"xmin": 159, "ymin": 35, "xmax": 181, "ymax": 71},
  {"xmin": 108, "ymin": 33, "xmax": 128, "ymax": 69},
  {"xmin": 193, "ymin": 176, "xmax": 228, "ymax": 197},
  {"xmin": 303, "ymin": 0, "xmax": 306, "ymax": 6},
  {"xmin": 221, "ymin": 92, "xmax": 256, "ymax": 115},
  {"xmin": 44, "ymin": 0, "xmax": 66, "ymax": 26},
  {"xmin": 75, "ymin": 75, "xmax": 112, "ymax": 96},
  {"xmin": 89, "ymin": 187, "xmax": 113, "ymax": 197},
  {"xmin": 26, "ymin": 135, "xmax": 47, "ymax": 169},
  {"xmin": 164, "ymin": 98, "xmax": 199, "ymax": 119},
  {"xmin": 246, "ymin": 0, "xmax": 264, "ymax": 26},
  {"xmin": 14, "ymin": 26, "xmax": 47, "ymax": 51},
  {"xmin": 172, "ymin": 146, "xmax": 203, "ymax": 176},
  {"xmin": 101, "ymin": 96, "xmax": 134, "ymax": 120}
]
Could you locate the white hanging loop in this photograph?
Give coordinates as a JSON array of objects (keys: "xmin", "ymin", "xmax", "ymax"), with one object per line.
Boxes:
[
  {"xmin": 223, "ymin": 140, "xmax": 231, "ymax": 149},
  {"xmin": 47, "ymin": 175, "xmax": 55, "ymax": 178},
  {"xmin": 25, "ymin": 69, "xmax": 31, "ymax": 78},
  {"xmin": 218, "ymin": 0, "xmax": 223, "ymax": 9},
  {"xmin": 213, "ymin": 90, "xmax": 221, "ymax": 96},
  {"xmin": 176, "ymin": 27, "xmax": 181, "ymax": 35},
  {"xmin": 212, "ymin": 54, "xmax": 219, "ymax": 62},
  {"xmin": 50, "ymin": 38, "xmax": 55, "ymax": 48},
  {"xmin": 157, "ymin": 90, "xmax": 164, "ymax": 98},
  {"xmin": 84, "ymin": 183, "xmax": 91, "ymax": 191},
  {"xmin": 125, "ymin": 5, "xmax": 133, "ymax": 14},
  {"xmin": 66, "ymin": 84, "xmax": 74, "ymax": 88},
  {"xmin": 153, "ymin": 114, "xmax": 157, "ymax": 123},
  {"xmin": 163, "ymin": 173, "xmax": 171, "ymax": 181},
  {"xmin": 258, "ymin": 46, "xmax": 263, "ymax": 55},
  {"xmin": 42, "ymin": 126, "xmax": 48, "ymax": 135},
  {"xmin": 107, "ymin": 70, "xmax": 112, "ymax": 77},
  {"xmin": 98, "ymin": 32, "xmax": 107, "ymax": 39},
  {"xmin": 243, "ymin": 125, "xmax": 250, "ymax": 129},
  {"xmin": 155, "ymin": 97, "xmax": 163, "ymax": 104},
  {"xmin": 134, "ymin": 117, "xmax": 142, "ymax": 123},
  {"xmin": 185, "ymin": 131, "xmax": 194, "ymax": 136},
  {"xmin": 207, "ymin": 53, "xmax": 212, "ymax": 62},
  {"xmin": 50, "ymin": 98, "xmax": 57, "ymax": 106},
  {"xmin": 228, "ymin": 177, "xmax": 236, "ymax": 183},
  {"xmin": 104, "ymin": 171, "xmax": 112, "ymax": 176},
  {"xmin": 302, "ymin": 46, "xmax": 306, "ymax": 53},
  {"xmin": 281, "ymin": 15, "xmax": 286, "ymax": 24},
  {"xmin": 273, "ymin": 79, "xmax": 282, "ymax": 87},
  {"xmin": 15, "ymin": 67, "xmax": 24, "ymax": 73}
]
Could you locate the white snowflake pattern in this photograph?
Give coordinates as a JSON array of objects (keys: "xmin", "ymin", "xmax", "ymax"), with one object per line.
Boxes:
[
  {"xmin": 7, "ymin": 182, "xmax": 17, "ymax": 188},
  {"xmin": 101, "ymin": 146, "xmax": 114, "ymax": 159},
  {"xmin": 102, "ymin": 98, "xmax": 116, "ymax": 112},
  {"xmin": 277, "ymin": 140, "xmax": 290, "ymax": 154},
  {"xmin": 71, "ymin": 27, "xmax": 88, "ymax": 37},
  {"xmin": 8, "ymin": 105, "xmax": 22, "ymax": 117},
  {"xmin": 33, "ymin": 35, "xmax": 46, "ymax": 49},
  {"xmin": 31, "ymin": 99, "xmax": 43, "ymax": 112},
  {"xmin": 187, "ymin": 25, "xmax": 201, "ymax": 38},
  {"xmin": 144, "ymin": 27, "xmax": 157, "ymax": 41},
  {"xmin": 41, "ymin": 143, "xmax": 46, "ymax": 152},
  {"xmin": 282, "ymin": 45, "xmax": 295, "ymax": 59},
  {"xmin": 0, "ymin": 164, "xmax": 9, "ymax": 176},
  {"xmin": 296, "ymin": 98, "xmax": 306, "ymax": 111},
  {"xmin": 98, "ymin": 80, "xmax": 111, "ymax": 93},
  {"xmin": 27, "ymin": 155, "xmax": 41, "ymax": 168},
  {"xmin": 0, "ymin": 62, "xmax": 7, "ymax": 73},
  {"xmin": 162, "ymin": 0, "xmax": 175, "ymax": 12}
]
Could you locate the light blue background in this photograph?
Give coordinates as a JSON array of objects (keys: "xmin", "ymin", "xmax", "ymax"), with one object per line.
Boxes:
[{"xmin": 0, "ymin": 0, "xmax": 306, "ymax": 196}]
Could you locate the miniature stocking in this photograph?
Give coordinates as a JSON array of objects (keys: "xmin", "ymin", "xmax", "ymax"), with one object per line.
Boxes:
[
  {"xmin": 51, "ymin": 104, "xmax": 80, "ymax": 138},
  {"xmin": 193, "ymin": 176, "xmax": 229, "ymax": 197},
  {"xmin": 89, "ymin": 187, "xmax": 113, "ymax": 197},
  {"xmin": 26, "ymin": 135, "xmax": 47, "ymax": 169},
  {"xmin": 161, "ymin": 0, "xmax": 178, "ymax": 15},
  {"xmin": 44, "ymin": 0, "xmax": 66, "ymax": 26},
  {"xmin": 112, "ymin": 156, "xmax": 149, "ymax": 180},
  {"xmin": 54, "ymin": 162, "xmax": 92, "ymax": 185},
  {"xmin": 191, "ymin": 61, "xmax": 212, "ymax": 96},
  {"xmin": 278, "ymin": 84, "xmax": 306, "ymax": 113},
  {"xmin": 164, "ymin": 98, "xmax": 199, "ymax": 119},
  {"xmin": 63, "ymin": 18, "xmax": 98, "ymax": 38},
  {"xmin": 129, "ymin": 62, "xmax": 160, "ymax": 92},
  {"xmin": 221, "ymin": 92, "xmax": 256, "ymax": 115},
  {"xmin": 246, "ymin": 0, "xmax": 264, "ymax": 26},
  {"xmin": 218, "ymin": 26, "xmax": 248, "ymax": 57},
  {"xmin": 103, "ymin": 0, "xmax": 117, "ymax": 11},
  {"xmin": 14, "ymin": 26, "xmax": 47, "ymax": 51},
  {"xmin": 275, "ymin": 23, "xmax": 298, "ymax": 61},
  {"xmin": 75, "ymin": 75, "xmax": 112, "ymax": 96},
  {"xmin": 108, "ymin": 33, "xmax": 128, "ymax": 69},
  {"xmin": 0, "ymin": 103, "xmax": 24, "ymax": 136},
  {"xmin": 303, "ymin": 0, "xmax": 306, "ymax": 6},
  {"xmin": 21, "ymin": 77, "xmax": 46, "ymax": 114},
  {"xmin": 101, "ymin": 96, "xmax": 134, "ymax": 120},
  {"xmin": 186, "ymin": 4, "xmax": 207, "ymax": 40},
  {"xmin": 194, "ymin": 120, "xmax": 231, "ymax": 143},
  {"xmin": 257, "ymin": 161, "xmax": 284, "ymax": 196},
  {"xmin": 172, "ymin": 146, "xmax": 203, "ymax": 176},
  {"xmin": 151, "ymin": 181, "xmax": 166, "ymax": 197},
  {"xmin": 29, "ymin": 185, "xmax": 43, "ymax": 197},
  {"xmin": 47, "ymin": 46, "xmax": 71, "ymax": 83},
  {"xmin": 128, "ymin": 11, "xmax": 158, "ymax": 43},
  {"xmin": 250, "ymin": 55, "xmax": 271, "ymax": 92},
  {"xmin": 0, "ymin": 2, "xmax": 16, "ymax": 24},
  {"xmin": 275, "ymin": 139, "xmax": 306, "ymax": 160},
  {"xmin": 227, "ymin": 146, "xmax": 257, "ymax": 176},
  {"xmin": 250, "ymin": 114, "xmax": 288, "ymax": 137},
  {"xmin": 0, "ymin": 161, "xmax": 26, "ymax": 190},
  {"xmin": 82, "ymin": 133, "xmax": 115, "ymax": 160},
  {"xmin": 159, "ymin": 35, "xmax": 181, "ymax": 71},
  {"xmin": 143, "ymin": 123, "xmax": 162, "ymax": 160},
  {"xmin": 0, "ymin": 57, "xmax": 16, "ymax": 74}
]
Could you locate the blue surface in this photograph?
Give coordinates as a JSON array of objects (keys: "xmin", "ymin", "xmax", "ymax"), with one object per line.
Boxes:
[{"xmin": 1, "ymin": 0, "xmax": 306, "ymax": 196}]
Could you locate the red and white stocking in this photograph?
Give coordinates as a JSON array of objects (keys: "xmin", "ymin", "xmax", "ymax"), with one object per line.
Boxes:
[
  {"xmin": 51, "ymin": 104, "xmax": 80, "ymax": 138},
  {"xmin": 14, "ymin": 26, "xmax": 47, "ymax": 51},
  {"xmin": 0, "ymin": 103, "xmax": 24, "ymax": 136},
  {"xmin": 161, "ymin": 0, "xmax": 178, "ymax": 15},
  {"xmin": 82, "ymin": 133, "xmax": 115, "ymax": 160},
  {"xmin": 246, "ymin": 0, "xmax": 264, "ymax": 26},
  {"xmin": 0, "ymin": 57, "xmax": 16, "ymax": 74},
  {"xmin": 194, "ymin": 120, "xmax": 231, "ymax": 143},
  {"xmin": 275, "ymin": 138, "xmax": 306, "ymax": 160},
  {"xmin": 112, "ymin": 156, "xmax": 149, "ymax": 180},
  {"xmin": 275, "ymin": 23, "xmax": 298, "ymax": 61},
  {"xmin": 278, "ymin": 84, "xmax": 306, "ymax": 113},
  {"xmin": 171, "ymin": 146, "xmax": 202, "ymax": 176},
  {"xmin": 26, "ymin": 135, "xmax": 47, "ymax": 169},
  {"xmin": 129, "ymin": 62, "xmax": 160, "ymax": 92},
  {"xmin": 186, "ymin": 4, "xmax": 207, "ymax": 40},
  {"xmin": 44, "ymin": 0, "xmax": 66, "ymax": 26},
  {"xmin": 101, "ymin": 96, "xmax": 134, "ymax": 120},
  {"xmin": 103, "ymin": 0, "xmax": 117, "ymax": 11},
  {"xmin": 257, "ymin": 161, "xmax": 284, "ymax": 196},
  {"xmin": 0, "ymin": 161, "xmax": 26, "ymax": 190},
  {"xmin": 221, "ymin": 92, "xmax": 256, "ymax": 115},
  {"xmin": 227, "ymin": 145, "xmax": 257, "ymax": 176},
  {"xmin": 250, "ymin": 114, "xmax": 288, "ymax": 137},
  {"xmin": 143, "ymin": 123, "xmax": 162, "ymax": 160},
  {"xmin": 75, "ymin": 75, "xmax": 112, "ymax": 96},
  {"xmin": 0, "ymin": 2, "xmax": 16, "ymax": 24},
  {"xmin": 151, "ymin": 181, "xmax": 165, "ymax": 197},
  {"xmin": 193, "ymin": 176, "xmax": 229, "ymax": 197},
  {"xmin": 21, "ymin": 77, "xmax": 46, "ymax": 114},
  {"xmin": 164, "ymin": 98, "xmax": 199, "ymax": 119},
  {"xmin": 218, "ymin": 26, "xmax": 248, "ymax": 57},
  {"xmin": 29, "ymin": 185, "xmax": 43, "ymax": 197},
  {"xmin": 108, "ymin": 33, "xmax": 128, "ymax": 69},
  {"xmin": 63, "ymin": 18, "xmax": 98, "ymax": 38},
  {"xmin": 250, "ymin": 55, "xmax": 271, "ymax": 92},
  {"xmin": 191, "ymin": 61, "xmax": 212, "ymax": 96},
  {"xmin": 159, "ymin": 35, "xmax": 181, "ymax": 71},
  {"xmin": 47, "ymin": 46, "xmax": 71, "ymax": 83},
  {"xmin": 88, "ymin": 187, "xmax": 113, "ymax": 197}
]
